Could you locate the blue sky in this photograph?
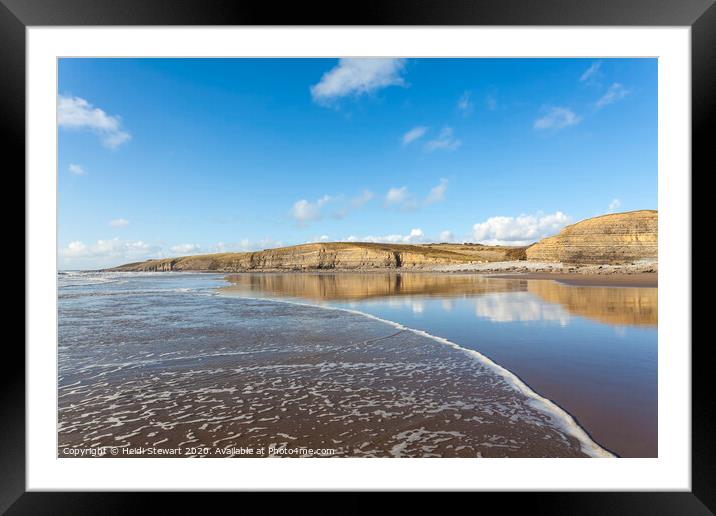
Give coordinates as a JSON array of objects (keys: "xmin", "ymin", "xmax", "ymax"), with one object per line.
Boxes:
[{"xmin": 58, "ymin": 58, "xmax": 657, "ymax": 269}]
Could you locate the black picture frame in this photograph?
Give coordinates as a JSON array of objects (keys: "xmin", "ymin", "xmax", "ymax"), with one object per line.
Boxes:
[{"xmin": 5, "ymin": 0, "xmax": 707, "ymax": 512}]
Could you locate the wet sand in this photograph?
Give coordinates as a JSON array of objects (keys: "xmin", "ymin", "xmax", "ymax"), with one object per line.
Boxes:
[
  {"xmin": 221, "ymin": 272, "xmax": 657, "ymax": 456},
  {"xmin": 491, "ymin": 273, "xmax": 657, "ymax": 288},
  {"xmin": 59, "ymin": 288, "xmax": 605, "ymax": 458}
]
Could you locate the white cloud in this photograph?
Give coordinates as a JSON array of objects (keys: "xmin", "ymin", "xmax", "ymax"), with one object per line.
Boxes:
[
  {"xmin": 293, "ymin": 190, "xmax": 373, "ymax": 223},
  {"xmin": 580, "ymin": 61, "xmax": 602, "ymax": 83},
  {"xmin": 170, "ymin": 243, "xmax": 201, "ymax": 254},
  {"xmin": 58, "ymin": 95, "xmax": 131, "ymax": 149},
  {"xmin": 346, "ymin": 228, "xmax": 425, "ymax": 244},
  {"xmin": 608, "ymin": 198, "xmax": 621, "ymax": 212},
  {"xmin": 385, "ymin": 186, "xmax": 409, "ymax": 206},
  {"xmin": 64, "ymin": 240, "xmax": 87, "ymax": 257},
  {"xmin": 439, "ymin": 230, "xmax": 454, "ymax": 242},
  {"xmin": 351, "ymin": 190, "xmax": 374, "ymax": 208},
  {"xmin": 310, "ymin": 58, "xmax": 406, "ymax": 103},
  {"xmin": 291, "ymin": 195, "xmax": 332, "ymax": 224},
  {"xmin": 68, "ymin": 163, "xmax": 86, "ymax": 176},
  {"xmin": 59, "ymin": 237, "xmax": 286, "ymax": 269},
  {"xmin": 534, "ymin": 107, "xmax": 581, "ymax": 131},
  {"xmin": 109, "ymin": 218, "xmax": 129, "ymax": 228},
  {"xmin": 59, "ymin": 238, "xmax": 162, "ymax": 265},
  {"xmin": 316, "ymin": 195, "xmax": 334, "ymax": 208},
  {"xmin": 457, "ymin": 91, "xmax": 473, "ymax": 116},
  {"xmin": 292, "ymin": 199, "xmax": 321, "ymax": 223},
  {"xmin": 407, "ymin": 228, "xmax": 423, "ymax": 240},
  {"xmin": 385, "ymin": 181, "xmax": 448, "ymax": 210},
  {"xmin": 426, "ymin": 178, "xmax": 448, "ymax": 205},
  {"xmin": 402, "ymin": 126, "xmax": 428, "ymax": 145},
  {"xmin": 472, "ymin": 211, "xmax": 570, "ymax": 245},
  {"xmin": 596, "ymin": 83, "xmax": 630, "ymax": 109},
  {"xmin": 425, "ymin": 127, "xmax": 462, "ymax": 152}
]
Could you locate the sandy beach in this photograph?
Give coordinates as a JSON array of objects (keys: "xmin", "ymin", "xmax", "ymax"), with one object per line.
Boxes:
[
  {"xmin": 490, "ymin": 272, "xmax": 657, "ymax": 288},
  {"xmin": 58, "ymin": 273, "xmax": 611, "ymax": 458},
  {"xmin": 220, "ymin": 270, "xmax": 657, "ymax": 456}
]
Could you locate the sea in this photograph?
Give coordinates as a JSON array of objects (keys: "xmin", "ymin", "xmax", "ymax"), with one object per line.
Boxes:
[{"xmin": 58, "ymin": 271, "xmax": 657, "ymax": 458}]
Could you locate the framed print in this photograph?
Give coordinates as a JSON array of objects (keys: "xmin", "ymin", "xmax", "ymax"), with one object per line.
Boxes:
[{"xmin": 5, "ymin": 0, "xmax": 710, "ymax": 511}]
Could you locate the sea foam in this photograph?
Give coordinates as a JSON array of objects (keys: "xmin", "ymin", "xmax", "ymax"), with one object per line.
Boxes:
[{"xmin": 218, "ymin": 291, "xmax": 614, "ymax": 458}]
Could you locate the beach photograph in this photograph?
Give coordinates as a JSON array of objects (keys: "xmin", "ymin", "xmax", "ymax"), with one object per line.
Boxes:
[{"xmin": 58, "ymin": 57, "xmax": 657, "ymax": 459}]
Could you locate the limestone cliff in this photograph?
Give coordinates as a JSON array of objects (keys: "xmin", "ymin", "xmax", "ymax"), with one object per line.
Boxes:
[
  {"xmin": 526, "ymin": 210, "xmax": 657, "ymax": 265},
  {"xmin": 110, "ymin": 242, "xmax": 522, "ymax": 272}
]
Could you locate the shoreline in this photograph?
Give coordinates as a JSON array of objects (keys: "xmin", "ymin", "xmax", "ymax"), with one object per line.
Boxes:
[
  {"xmin": 98, "ymin": 262, "xmax": 658, "ymax": 288},
  {"xmin": 489, "ymin": 272, "xmax": 657, "ymax": 288},
  {"xmin": 59, "ymin": 275, "xmax": 605, "ymax": 458},
  {"xmin": 217, "ymin": 289, "xmax": 614, "ymax": 458},
  {"xmin": 59, "ymin": 270, "xmax": 655, "ymax": 456}
]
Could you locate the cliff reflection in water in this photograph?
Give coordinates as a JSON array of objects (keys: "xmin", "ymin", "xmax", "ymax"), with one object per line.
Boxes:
[
  {"xmin": 223, "ymin": 273, "xmax": 657, "ymax": 327},
  {"xmin": 527, "ymin": 281, "xmax": 657, "ymax": 327}
]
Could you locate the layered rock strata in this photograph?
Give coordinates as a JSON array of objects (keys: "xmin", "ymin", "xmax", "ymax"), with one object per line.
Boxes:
[{"xmin": 526, "ymin": 210, "xmax": 657, "ymax": 265}]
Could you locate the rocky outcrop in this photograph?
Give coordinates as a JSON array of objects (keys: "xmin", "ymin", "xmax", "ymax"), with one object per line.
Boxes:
[
  {"xmin": 110, "ymin": 211, "xmax": 657, "ymax": 272},
  {"xmin": 526, "ymin": 210, "xmax": 657, "ymax": 265},
  {"xmin": 110, "ymin": 242, "xmax": 489, "ymax": 272}
]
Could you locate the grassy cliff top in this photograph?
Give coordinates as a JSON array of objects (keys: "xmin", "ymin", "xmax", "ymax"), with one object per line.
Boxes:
[{"xmin": 110, "ymin": 241, "xmax": 528, "ymax": 272}]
